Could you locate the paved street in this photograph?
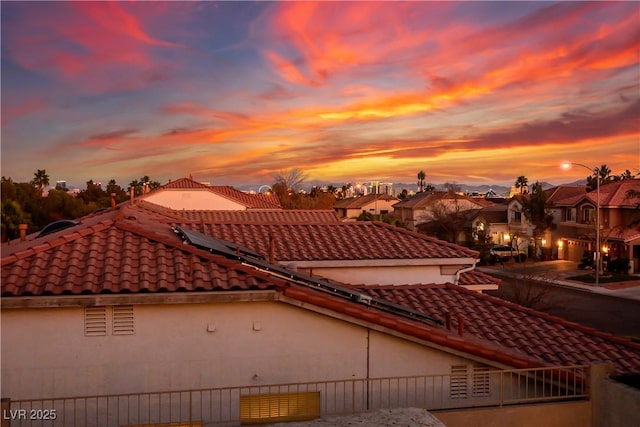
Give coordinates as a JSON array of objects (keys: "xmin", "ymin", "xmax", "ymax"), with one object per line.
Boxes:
[{"xmin": 479, "ymin": 261, "xmax": 640, "ymax": 339}]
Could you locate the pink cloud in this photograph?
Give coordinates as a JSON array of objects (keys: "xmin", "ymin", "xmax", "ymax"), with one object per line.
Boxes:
[{"xmin": 4, "ymin": 2, "xmax": 181, "ymax": 93}]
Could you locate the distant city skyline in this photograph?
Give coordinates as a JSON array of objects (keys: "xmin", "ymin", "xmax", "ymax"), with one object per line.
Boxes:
[{"xmin": 2, "ymin": 2, "xmax": 638, "ymax": 187}]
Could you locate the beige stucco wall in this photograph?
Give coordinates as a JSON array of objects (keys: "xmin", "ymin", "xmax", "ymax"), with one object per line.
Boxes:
[
  {"xmin": 433, "ymin": 401, "xmax": 591, "ymax": 427},
  {"xmin": 144, "ymin": 189, "xmax": 246, "ymax": 210},
  {"xmin": 298, "ymin": 264, "xmax": 458, "ymax": 285},
  {"xmin": 1, "ymin": 300, "xmax": 476, "ymax": 400},
  {"xmin": 594, "ymin": 378, "xmax": 640, "ymax": 427}
]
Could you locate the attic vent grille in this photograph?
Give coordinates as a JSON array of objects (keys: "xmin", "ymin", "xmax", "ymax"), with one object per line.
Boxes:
[
  {"xmin": 473, "ymin": 366, "xmax": 491, "ymax": 397},
  {"xmin": 113, "ymin": 305, "xmax": 135, "ymax": 335},
  {"xmin": 450, "ymin": 365, "xmax": 468, "ymax": 399},
  {"xmin": 84, "ymin": 306, "xmax": 107, "ymax": 336}
]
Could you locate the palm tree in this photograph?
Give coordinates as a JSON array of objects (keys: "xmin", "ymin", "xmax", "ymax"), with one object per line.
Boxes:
[
  {"xmin": 417, "ymin": 170, "xmax": 426, "ymax": 192},
  {"xmin": 31, "ymin": 169, "xmax": 50, "ymax": 193},
  {"xmin": 587, "ymin": 164, "xmax": 613, "ymax": 191},
  {"xmin": 514, "ymin": 176, "xmax": 528, "ymax": 194}
]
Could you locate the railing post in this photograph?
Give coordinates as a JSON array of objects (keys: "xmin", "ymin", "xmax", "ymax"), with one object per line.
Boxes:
[
  {"xmin": 590, "ymin": 362, "xmax": 614, "ymax": 427},
  {"xmin": 1, "ymin": 398, "xmax": 10, "ymax": 427}
]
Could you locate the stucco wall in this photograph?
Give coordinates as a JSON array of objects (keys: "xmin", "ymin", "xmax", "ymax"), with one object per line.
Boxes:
[
  {"xmin": 144, "ymin": 190, "xmax": 246, "ymax": 210},
  {"xmin": 1, "ymin": 300, "xmax": 475, "ymax": 400},
  {"xmin": 304, "ymin": 265, "xmax": 457, "ymax": 285},
  {"xmin": 594, "ymin": 378, "xmax": 640, "ymax": 427},
  {"xmin": 433, "ymin": 401, "xmax": 591, "ymax": 427}
]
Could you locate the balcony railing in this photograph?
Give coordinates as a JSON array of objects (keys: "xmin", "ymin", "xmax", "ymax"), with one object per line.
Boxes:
[{"xmin": 2, "ymin": 365, "xmax": 589, "ymax": 427}]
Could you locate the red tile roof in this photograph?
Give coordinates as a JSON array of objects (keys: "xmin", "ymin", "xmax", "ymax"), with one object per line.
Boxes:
[
  {"xmin": 177, "ymin": 221, "xmax": 479, "ymax": 261},
  {"xmin": 1, "ymin": 212, "xmax": 282, "ymax": 296},
  {"xmin": 352, "ymin": 283, "xmax": 640, "ymax": 375},
  {"xmin": 544, "ymin": 185, "xmax": 587, "ymax": 205},
  {"xmin": 174, "ymin": 209, "xmax": 340, "ymax": 224},
  {"xmin": 3, "ymin": 205, "xmax": 639, "ymax": 374},
  {"xmin": 161, "ymin": 177, "xmax": 211, "ymax": 190},
  {"xmin": 394, "ymin": 192, "xmax": 494, "ymax": 209},
  {"xmin": 153, "ymin": 177, "xmax": 282, "ymax": 209},
  {"xmin": 588, "ymin": 179, "xmax": 640, "ymax": 208},
  {"xmin": 210, "ymin": 186, "xmax": 282, "ymax": 209},
  {"xmin": 457, "ymin": 270, "xmax": 501, "ymax": 287}
]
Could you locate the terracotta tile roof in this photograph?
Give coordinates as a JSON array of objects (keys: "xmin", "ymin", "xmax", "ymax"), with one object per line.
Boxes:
[
  {"xmin": 177, "ymin": 221, "xmax": 479, "ymax": 261},
  {"xmin": 174, "ymin": 209, "xmax": 340, "ymax": 223},
  {"xmin": 393, "ymin": 191, "xmax": 493, "ymax": 209},
  {"xmin": 161, "ymin": 177, "xmax": 211, "ymax": 190},
  {"xmin": 352, "ymin": 283, "xmax": 640, "ymax": 375},
  {"xmin": 1, "ymin": 209, "xmax": 284, "ymax": 296},
  {"xmin": 210, "ymin": 186, "xmax": 282, "ymax": 209},
  {"xmin": 154, "ymin": 177, "xmax": 282, "ymax": 209},
  {"xmin": 588, "ymin": 179, "xmax": 640, "ymax": 207},
  {"xmin": 475, "ymin": 205, "xmax": 508, "ymax": 224},
  {"xmin": 4, "ymin": 205, "xmax": 639, "ymax": 374},
  {"xmin": 457, "ymin": 270, "xmax": 501, "ymax": 287},
  {"xmin": 544, "ymin": 185, "xmax": 587, "ymax": 204},
  {"xmin": 333, "ymin": 194, "xmax": 397, "ymax": 209}
]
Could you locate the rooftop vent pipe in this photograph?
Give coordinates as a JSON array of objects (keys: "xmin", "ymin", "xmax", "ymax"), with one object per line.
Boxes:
[{"xmin": 19, "ymin": 224, "xmax": 28, "ymax": 242}]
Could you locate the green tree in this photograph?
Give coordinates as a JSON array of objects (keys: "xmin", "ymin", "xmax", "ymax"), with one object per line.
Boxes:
[
  {"xmin": 522, "ymin": 182, "xmax": 555, "ymax": 259},
  {"xmin": 128, "ymin": 176, "xmax": 161, "ymax": 196},
  {"xmin": 514, "ymin": 175, "xmax": 529, "ymax": 194},
  {"xmin": 106, "ymin": 179, "xmax": 128, "ymax": 203},
  {"xmin": 586, "ymin": 164, "xmax": 613, "ymax": 191},
  {"xmin": 1, "ymin": 200, "xmax": 31, "ymax": 241}
]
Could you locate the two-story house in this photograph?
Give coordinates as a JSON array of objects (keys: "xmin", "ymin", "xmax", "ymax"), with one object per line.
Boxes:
[{"xmin": 553, "ymin": 179, "xmax": 640, "ymax": 272}]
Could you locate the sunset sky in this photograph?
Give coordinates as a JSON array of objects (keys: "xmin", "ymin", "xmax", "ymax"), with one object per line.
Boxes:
[{"xmin": 2, "ymin": 1, "xmax": 639, "ymax": 190}]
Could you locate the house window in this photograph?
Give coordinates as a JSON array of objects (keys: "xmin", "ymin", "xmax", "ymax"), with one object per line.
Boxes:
[
  {"xmin": 513, "ymin": 211, "xmax": 522, "ymax": 222},
  {"xmin": 85, "ymin": 305, "xmax": 135, "ymax": 337},
  {"xmin": 450, "ymin": 365, "xmax": 468, "ymax": 399},
  {"xmin": 564, "ymin": 208, "xmax": 577, "ymax": 222},
  {"xmin": 582, "ymin": 207, "xmax": 594, "ymax": 224},
  {"xmin": 473, "ymin": 366, "xmax": 491, "ymax": 397}
]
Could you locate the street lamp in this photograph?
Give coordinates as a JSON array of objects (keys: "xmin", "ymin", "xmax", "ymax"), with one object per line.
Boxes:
[{"xmin": 561, "ymin": 162, "xmax": 600, "ymax": 286}]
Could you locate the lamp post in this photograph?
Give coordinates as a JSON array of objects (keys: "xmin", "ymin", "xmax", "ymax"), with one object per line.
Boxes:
[{"xmin": 561, "ymin": 162, "xmax": 600, "ymax": 286}]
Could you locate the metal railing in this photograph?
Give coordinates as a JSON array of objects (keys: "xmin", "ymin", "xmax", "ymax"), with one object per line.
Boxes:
[{"xmin": 3, "ymin": 365, "xmax": 589, "ymax": 427}]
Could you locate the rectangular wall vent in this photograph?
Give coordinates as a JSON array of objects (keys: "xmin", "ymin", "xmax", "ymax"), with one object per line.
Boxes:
[
  {"xmin": 84, "ymin": 306, "xmax": 107, "ymax": 336},
  {"xmin": 450, "ymin": 365, "xmax": 469, "ymax": 399},
  {"xmin": 240, "ymin": 392, "xmax": 320, "ymax": 424},
  {"xmin": 473, "ymin": 366, "xmax": 491, "ymax": 397},
  {"xmin": 112, "ymin": 305, "xmax": 135, "ymax": 335}
]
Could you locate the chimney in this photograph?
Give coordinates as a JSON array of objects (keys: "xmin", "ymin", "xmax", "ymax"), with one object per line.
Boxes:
[
  {"xmin": 19, "ymin": 224, "xmax": 28, "ymax": 242},
  {"xmin": 445, "ymin": 312, "xmax": 452, "ymax": 330},
  {"xmin": 268, "ymin": 232, "xmax": 275, "ymax": 264},
  {"xmin": 457, "ymin": 315, "xmax": 465, "ymax": 336},
  {"xmin": 110, "ymin": 193, "xmax": 116, "ymax": 208},
  {"xmin": 130, "ymin": 187, "xmax": 135, "ymax": 205}
]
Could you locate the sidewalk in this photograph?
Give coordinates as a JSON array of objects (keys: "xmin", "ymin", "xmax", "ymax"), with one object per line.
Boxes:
[{"xmin": 478, "ymin": 260, "xmax": 640, "ymax": 302}]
